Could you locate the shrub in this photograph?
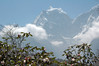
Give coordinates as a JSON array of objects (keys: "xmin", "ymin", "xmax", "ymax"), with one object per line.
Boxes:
[
  {"xmin": 0, "ymin": 32, "xmax": 98, "ymax": 66},
  {"xmin": 62, "ymin": 43, "xmax": 97, "ymax": 66},
  {"xmin": 0, "ymin": 32, "xmax": 56, "ymax": 66}
]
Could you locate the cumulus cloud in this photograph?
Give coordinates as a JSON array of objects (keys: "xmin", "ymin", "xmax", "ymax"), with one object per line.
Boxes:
[
  {"xmin": 0, "ymin": 24, "xmax": 48, "ymax": 40},
  {"xmin": 51, "ymin": 41, "xmax": 63, "ymax": 46},
  {"xmin": 73, "ymin": 16, "xmax": 99, "ymax": 43},
  {"xmin": 0, "ymin": 25, "xmax": 17, "ymax": 36}
]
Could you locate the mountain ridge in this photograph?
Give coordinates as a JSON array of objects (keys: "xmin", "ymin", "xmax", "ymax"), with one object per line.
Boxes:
[{"xmin": 32, "ymin": 4, "xmax": 99, "ymax": 58}]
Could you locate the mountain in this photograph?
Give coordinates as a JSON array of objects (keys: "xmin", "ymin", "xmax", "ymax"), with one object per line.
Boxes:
[
  {"xmin": 32, "ymin": 5, "xmax": 99, "ymax": 58},
  {"xmin": 72, "ymin": 4, "xmax": 99, "ymax": 35},
  {"xmin": 33, "ymin": 6, "xmax": 77, "ymax": 58},
  {"xmin": 73, "ymin": 5, "xmax": 99, "ymax": 54},
  {"xmin": 34, "ymin": 6, "xmax": 73, "ymax": 38}
]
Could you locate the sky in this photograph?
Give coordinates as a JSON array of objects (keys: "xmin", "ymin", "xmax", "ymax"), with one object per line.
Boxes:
[{"xmin": 0, "ymin": 0, "xmax": 99, "ymax": 26}]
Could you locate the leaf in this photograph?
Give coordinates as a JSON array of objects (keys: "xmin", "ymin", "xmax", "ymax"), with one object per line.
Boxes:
[
  {"xmin": 10, "ymin": 60, "xmax": 15, "ymax": 64},
  {"xmin": 26, "ymin": 34, "xmax": 29, "ymax": 37},
  {"xmin": 29, "ymin": 34, "xmax": 33, "ymax": 36},
  {"xmin": 17, "ymin": 61, "xmax": 22, "ymax": 64},
  {"xmin": 23, "ymin": 39, "xmax": 26, "ymax": 41},
  {"xmin": 21, "ymin": 32, "xmax": 24, "ymax": 34},
  {"xmin": 23, "ymin": 33, "xmax": 25, "ymax": 37},
  {"xmin": 0, "ymin": 41, "xmax": 2, "ymax": 43},
  {"xmin": 2, "ymin": 37, "xmax": 6, "ymax": 39},
  {"xmin": 41, "ymin": 47, "xmax": 44, "ymax": 50},
  {"xmin": 50, "ymin": 52, "xmax": 53, "ymax": 54}
]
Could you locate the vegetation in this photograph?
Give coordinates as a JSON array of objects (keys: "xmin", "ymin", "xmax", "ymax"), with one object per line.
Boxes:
[
  {"xmin": 0, "ymin": 32, "xmax": 56, "ymax": 66},
  {"xmin": 0, "ymin": 32, "xmax": 98, "ymax": 66},
  {"xmin": 62, "ymin": 44, "xmax": 97, "ymax": 66}
]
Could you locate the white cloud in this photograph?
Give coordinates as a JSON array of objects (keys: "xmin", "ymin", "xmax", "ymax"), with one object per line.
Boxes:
[
  {"xmin": 0, "ymin": 25, "xmax": 17, "ymax": 36},
  {"xmin": 51, "ymin": 41, "xmax": 63, "ymax": 46},
  {"xmin": 73, "ymin": 16, "xmax": 99, "ymax": 43},
  {"xmin": 0, "ymin": 24, "xmax": 48, "ymax": 40}
]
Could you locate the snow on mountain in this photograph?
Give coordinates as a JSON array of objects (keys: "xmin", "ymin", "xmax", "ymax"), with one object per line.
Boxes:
[
  {"xmin": 73, "ymin": 5, "xmax": 99, "ymax": 54},
  {"xmin": 74, "ymin": 16, "xmax": 99, "ymax": 43},
  {"xmin": 33, "ymin": 6, "xmax": 77, "ymax": 58},
  {"xmin": 73, "ymin": 4, "xmax": 99, "ymax": 43},
  {"xmin": 72, "ymin": 4, "xmax": 99, "ymax": 35},
  {"xmin": 34, "ymin": 6, "xmax": 73, "ymax": 38},
  {"xmin": 32, "ymin": 5, "xmax": 99, "ymax": 58},
  {"xmin": 47, "ymin": 6, "xmax": 67, "ymax": 14}
]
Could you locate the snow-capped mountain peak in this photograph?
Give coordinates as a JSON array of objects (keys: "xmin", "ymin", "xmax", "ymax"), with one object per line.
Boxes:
[
  {"xmin": 90, "ymin": 4, "xmax": 99, "ymax": 11},
  {"xmin": 47, "ymin": 6, "xmax": 67, "ymax": 14},
  {"xmin": 33, "ymin": 5, "xmax": 99, "ymax": 58},
  {"xmin": 33, "ymin": 6, "xmax": 73, "ymax": 37}
]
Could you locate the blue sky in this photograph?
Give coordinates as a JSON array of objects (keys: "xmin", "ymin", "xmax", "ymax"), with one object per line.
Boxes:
[{"xmin": 0, "ymin": 0, "xmax": 98, "ymax": 26}]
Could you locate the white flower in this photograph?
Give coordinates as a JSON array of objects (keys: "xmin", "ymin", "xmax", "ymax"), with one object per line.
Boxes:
[
  {"xmin": 8, "ymin": 44, "xmax": 9, "ymax": 46},
  {"xmin": 24, "ymin": 60, "xmax": 26, "ymax": 63},
  {"xmin": 45, "ymin": 57, "xmax": 49, "ymax": 61},
  {"xmin": 71, "ymin": 64, "xmax": 74, "ymax": 66},
  {"xmin": 72, "ymin": 58, "xmax": 75, "ymax": 61},
  {"xmin": 19, "ymin": 57, "xmax": 21, "ymax": 59},
  {"xmin": 43, "ymin": 58, "xmax": 46, "ymax": 62},
  {"xmin": 15, "ymin": 55, "xmax": 16, "ymax": 57},
  {"xmin": 29, "ymin": 64, "xmax": 31, "ymax": 66},
  {"xmin": 41, "ymin": 56, "xmax": 43, "ymax": 58},
  {"xmin": 32, "ymin": 60, "xmax": 34, "ymax": 63},
  {"xmin": 1, "ymin": 60, "xmax": 5, "ymax": 64},
  {"xmin": 3, "ymin": 45, "xmax": 4, "ymax": 47},
  {"xmin": 43, "ymin": 58, "xmax": 49, "ymax": 62}
]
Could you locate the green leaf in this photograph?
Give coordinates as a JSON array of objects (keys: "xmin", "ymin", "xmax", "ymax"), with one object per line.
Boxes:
[
  {"xmin": 0, "ymin": 41, "xmax": 2, "ymax": 43},
  {"xmin": 26, "ymin": 34, "xmax": 29, "ymax": 37},
  {"xmin": 29, "ymin": 34, "xmax": 33, "ymax": 36},
  {"xmin": 17, "ymin": 61, "xmax": 22, "ymax": 64},
  {"xmin": 41, "ymin": 47, "xmax": 44, "ymax": 50},
  {"xmin": 2, "ymin": 37, "xmax": 6, "ymax": 39},
  {"xmin": 21, "ymin": 32, "xmax": 24, "ymax": 34},
  {"xmin": 10, "ymin": 60, "xmax": 15, "ymax": 64}
]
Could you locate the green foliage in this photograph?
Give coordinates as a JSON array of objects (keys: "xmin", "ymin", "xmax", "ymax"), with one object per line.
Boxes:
[
  {"xmin": 0, "ymin": 32, "xmax": 98, "ymax": 66},
  {"xmin": 0, "ymin": 32, "xmax": 56, "ymax": 66},
  {"xmin": 2, "ymin": 31, "xmax": 33, "ymax": 48},
  {"xmin": 62, "ymin": 43, "xmax": 97, "ymax": 66}
]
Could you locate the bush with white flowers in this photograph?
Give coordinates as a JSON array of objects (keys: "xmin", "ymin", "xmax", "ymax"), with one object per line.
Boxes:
[
  {"xmin": 0, "ymin": 32, "xmax": 56, "ymax": 66},
  {"xmin": 0, "ymin": 32, "xmax": 98, "ymax": 66},
  {"xmin": 62, "ymin": 44, "xmax": 97, "ymax": 66}
]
